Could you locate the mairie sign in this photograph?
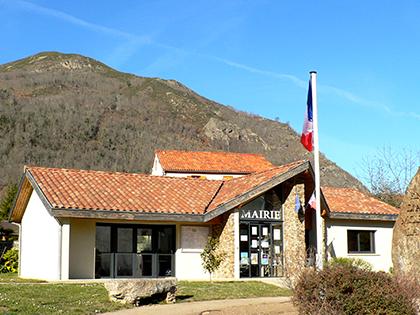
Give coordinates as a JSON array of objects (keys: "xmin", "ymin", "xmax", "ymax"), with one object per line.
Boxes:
[{"xmin": 240, "ymin": 209, "xmax": 281, "ymax": 221}]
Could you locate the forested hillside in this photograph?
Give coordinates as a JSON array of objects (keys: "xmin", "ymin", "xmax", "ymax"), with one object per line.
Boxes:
[{"xmin": 0, "ymin": 52, "xmax": 366, "ymax": 198}]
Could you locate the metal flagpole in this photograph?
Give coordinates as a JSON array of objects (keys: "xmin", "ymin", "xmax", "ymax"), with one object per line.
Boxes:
[{"xmin": 310, "ymin": 71, "xmax": 323, "ymax": 269}]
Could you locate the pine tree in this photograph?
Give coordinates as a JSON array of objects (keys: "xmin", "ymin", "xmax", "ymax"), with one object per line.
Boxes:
[{"xmin": 0, "ymin": 184, "xmax": 18, "ymax": 221}]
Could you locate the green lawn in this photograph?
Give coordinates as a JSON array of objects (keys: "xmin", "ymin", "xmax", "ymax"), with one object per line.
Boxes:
[
  {"xmin": 0, "ymin": 282, "xmax": 130, "ymax": 314},
  {"xmin": 0, "ymin": 274, "xmax": 292, "ymax": 314},
  {"xmin": 0, "ymin": 273, "xmax": 45, "ymax": 283},
  {"xmin": 177, "ymin": 281, "xmax": 292, "ymax": 302}
]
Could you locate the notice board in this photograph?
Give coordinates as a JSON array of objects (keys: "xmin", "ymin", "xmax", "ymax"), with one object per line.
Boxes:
[{"xmin": 181, "ymin": 226, "xmax": 209, "ymax": 252}]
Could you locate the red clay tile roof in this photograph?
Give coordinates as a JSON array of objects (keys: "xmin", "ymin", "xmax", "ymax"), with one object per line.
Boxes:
[
  {"xmin": 208, "ymin": 160, "xmax": 307, "ymax": 211},
  {"xmin": 156, "ymin": 150, "xmax": 273, "ymax": 174},
  {"xmin": 24, "ymin": 160, "xmax": 307, "ymax": 217},
  {"xmin": 323, "ymin": 187, "xmax": 399, "ymax": 216},
  {"xmin": 28, "ymin": 167, "xmax": 221, "ymax": 215}
]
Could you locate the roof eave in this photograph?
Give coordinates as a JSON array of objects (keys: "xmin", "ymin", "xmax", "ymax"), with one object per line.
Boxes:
[
  {"xmin": 8, "ymin": 172, "xmax": 28, "ymax": 223},
  {"xmin": 329, "ymin": 212, "xmax": 398, "ymax": 221},
  {"xmin": 9, "ymin": 169, "xmax": 55, "ymax": 223},
  {"xmin": 52, "ymin": 208, "xmax": 205, "ymax": 222}
]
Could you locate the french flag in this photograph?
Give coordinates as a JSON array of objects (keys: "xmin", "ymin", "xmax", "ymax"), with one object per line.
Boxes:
[
  {"xmin": 301, "ymin": 81, "xmax": 314, "ymax": 152},
  {"xmin": 308, "ymin": 191, "xmax": 316, "ymax": 209}
]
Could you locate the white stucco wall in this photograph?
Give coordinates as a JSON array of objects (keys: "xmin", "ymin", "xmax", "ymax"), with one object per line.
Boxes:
[
  {"xmin": 163, "ymin": 172, "xmax": 243, "ymax": 180},
  {"xmin": 151, "ymin": 155, "xmax": 244, "ymax": 180},
  {"xmin": 326, "ymin": 219, "xmax": 395, "ymax": 272},
  {"xmin": 175, "ymin": 224, "xmax": 210, "ymax": 280},
  {"xmin": 20, "ymin": 191, "xmax": 62, "ymax": 280},
  {"xmin": 151, "ymin": 156, "xmax": 164, "ymax": 176},
  {"xmin": 69, "ymin": 219, "xmax": 96, "ymax": 279}
]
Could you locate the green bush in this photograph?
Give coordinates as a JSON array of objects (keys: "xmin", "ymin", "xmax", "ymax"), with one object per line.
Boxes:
[
  {"xmin": 1, "ymin": 248, "xmax": 18, "ymax": 273},
  {"xmin": 328, "ymin": 257, "xmax": 372, "ymax": 271},
  {"xmin": 292, "ymin": 265, "xmax": 419, "ymax": 315}
]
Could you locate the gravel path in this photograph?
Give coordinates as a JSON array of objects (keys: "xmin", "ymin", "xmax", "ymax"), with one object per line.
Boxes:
[{"xmin": 104, "ymin": 297, "xmax": 298, "ymax": 315}]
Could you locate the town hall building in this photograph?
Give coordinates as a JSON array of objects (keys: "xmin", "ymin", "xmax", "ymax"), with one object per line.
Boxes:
[
  {"xmin": 9, "ymin": 149, "xmax": 397, "ymax": 281},
  {"xmin": 10, "ymin": 150, "xmax": 329, "ymax": 281}
]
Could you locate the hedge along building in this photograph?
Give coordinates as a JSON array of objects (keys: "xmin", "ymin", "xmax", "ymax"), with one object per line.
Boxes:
[{"xmin": 9, "ymin": 153, "xmax": 328, "ymax": 281}]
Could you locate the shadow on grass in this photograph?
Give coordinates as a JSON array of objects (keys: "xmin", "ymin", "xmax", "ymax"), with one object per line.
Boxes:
[
  {"xmin": 138, "ymin": 294, "xmax": 194, "ymax": 304},
  {"xmin": 137, "ymin": 292, "xmax": 194, "ymax": 306},
  {"xmin": 176, "ymin": 295, "xmax": 194, "ymax": 302}
]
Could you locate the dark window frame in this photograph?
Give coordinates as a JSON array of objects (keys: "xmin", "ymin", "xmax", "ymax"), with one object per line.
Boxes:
[
  {"xmin": 95, "ymin": 223, "xmax": 176, "ymax": 278},
  {"xmin": 96, "ymin": 223, "xmax": 176, "ymax": 254},
  {"xmin": 347, "ymin": 230, "xmax": 376, "ymax": 254}
]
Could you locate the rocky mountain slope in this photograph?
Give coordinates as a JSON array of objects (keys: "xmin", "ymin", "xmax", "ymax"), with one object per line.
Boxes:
[{"xmin": 0, "ymin": 52, "xmax": 366, "ymax": 196}]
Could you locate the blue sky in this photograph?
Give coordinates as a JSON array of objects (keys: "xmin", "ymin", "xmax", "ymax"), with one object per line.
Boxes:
[{"xmin": 1, "ymin": 0, "xmax": 419, "ymax": 182}]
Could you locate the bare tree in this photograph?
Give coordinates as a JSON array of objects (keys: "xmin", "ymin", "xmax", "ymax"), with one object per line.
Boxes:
[{"xmin": 359, "ymin": 146, "xmax": 420, "ymax": 207}]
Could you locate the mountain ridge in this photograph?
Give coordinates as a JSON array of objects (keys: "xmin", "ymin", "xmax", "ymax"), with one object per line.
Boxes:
[{"xmin": 0, "ymin": 51, "xmax": 366, "ymax": 197}]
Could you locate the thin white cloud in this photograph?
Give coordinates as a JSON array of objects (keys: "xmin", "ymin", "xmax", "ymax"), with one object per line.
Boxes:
[
  {"xmin": 8, "ymin": 0, "xmax": 150, "ymax": 43},
  {"xmin": 5, "ymin": 0, "xmax": 151, "ymax": 67},
  {"xmin": 322, "ymin": 84, "xmax": 420, "ymax": 120},
  {"xmin": 209, "ymin": 57, "xmax": 420, "ymax": 121},
  {"xmin": 211, "ymin": 56, "xmax": 307, "ymax": 88},
  {"xmin": 106, "ymin": 39, "xmax": 147, "ymax": 68},
  {"xmin": 384, "ymin": 108, "xmax": 420, "ymax": 120}
]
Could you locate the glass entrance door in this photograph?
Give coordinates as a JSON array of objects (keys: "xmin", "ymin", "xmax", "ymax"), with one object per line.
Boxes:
[
  {"xmin": 259, "ymin": 224, "xmax": 271, "ymax": 277},
  {"xmin": 249, "ymin": 223, "xmax": 271, "ymax": 277},
  {"xmin": 239, "ymin": 222, "xmax": 283, "ymax": 278}
]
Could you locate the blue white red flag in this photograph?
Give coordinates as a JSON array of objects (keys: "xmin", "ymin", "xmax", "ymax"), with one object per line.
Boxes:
[
  {"xmin": 308, "ymin": 191, "xmax": 316, "ymax": 209},
  {"xmin": 301, "ymin": 81, "xmax": 314, "ymax": 151}
]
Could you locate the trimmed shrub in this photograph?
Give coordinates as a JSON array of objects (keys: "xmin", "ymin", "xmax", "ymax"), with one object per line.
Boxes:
[
  {"xmin": 293, "ymin": 265, "xmax": 419, "ymax": 315},
  {"xmin": 0, "ymin": 248, "xmax": 18, "ymax": 273},
  {"xmin": 328, "ymin": 257, "xmax": 372, "ymax": 271}
]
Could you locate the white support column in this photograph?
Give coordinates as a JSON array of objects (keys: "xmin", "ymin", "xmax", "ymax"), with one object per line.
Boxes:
[
  {"xmin": 18, "ymin": 223, "xmax": 22, "ymax": 277},
  {"xmin": 60, "ymin": 221, "xmax": 70, "ymax": 280}
]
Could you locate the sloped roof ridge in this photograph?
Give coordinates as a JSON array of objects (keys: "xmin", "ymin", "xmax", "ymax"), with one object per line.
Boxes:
[
  {"xmin": 221, "ymin": 159, "xmax": 306, "ymax": 182},
  {"xmin": 26, "ymin": 165, "xmax": 148, "ymax": 177},
  {"xmin": 155, "ymin": 149, "xmax": 268, "ymax": 157},
  {"xmin": 26, "ymin": 165, "xmax": 225, "ymax": 183}
]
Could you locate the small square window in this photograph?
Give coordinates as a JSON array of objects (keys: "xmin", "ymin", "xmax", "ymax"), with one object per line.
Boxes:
[{"xmin": 347, "ymin": 230, "xmax": 375, "ymax": 254}]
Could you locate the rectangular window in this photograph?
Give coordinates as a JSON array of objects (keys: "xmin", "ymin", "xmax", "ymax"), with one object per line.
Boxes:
[
  {"xmin": 96, "ymin": 226, "xmax": 111, "ymax": 253},
  {"xmin": 117, "ymin": 228, "xmax": 133, "ymax": 253},
  {"xmin": 95, "ymin": 224, "xmax": 175, "ymax": 278},
  {"xmin": 347, "ymin": 230, "xmax": 375, "ymax": 253},
  {"xmin": 137, "ymin": 228, "xmax": 152, "ymax": 253}
]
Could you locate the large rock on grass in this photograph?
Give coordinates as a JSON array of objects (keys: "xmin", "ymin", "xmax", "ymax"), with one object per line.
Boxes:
[
  {"xmin": 392, "ymin": 167, "xmax": 420, "ymax": 281},
  {"xmin": 103, "ymin": 278, "xmax": 177, "ymax": 305}
]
